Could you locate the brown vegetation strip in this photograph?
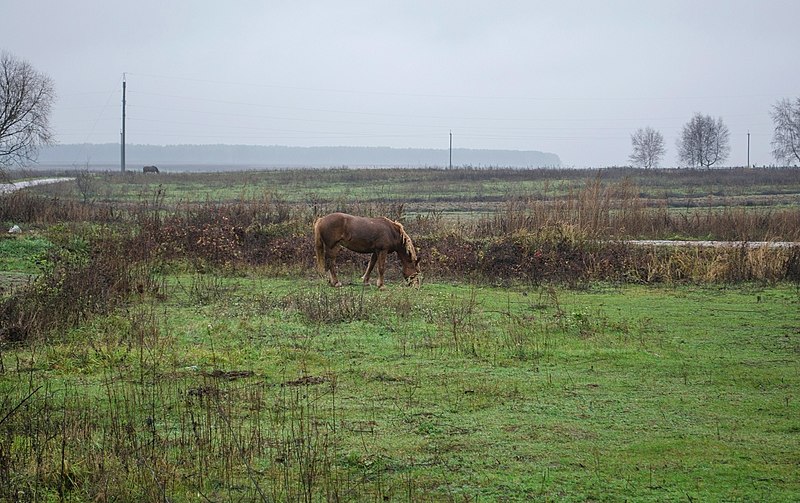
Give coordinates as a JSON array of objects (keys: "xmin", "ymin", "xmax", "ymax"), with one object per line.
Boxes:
[
  {"xmin": 282, "ymin": 375, "xmax": 328, "ymax": 387},
  {"xmin": 203, "ymin": 369, "xmax": 255, "ymax": 380}
]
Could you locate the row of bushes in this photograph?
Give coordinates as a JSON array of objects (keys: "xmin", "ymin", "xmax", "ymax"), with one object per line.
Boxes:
[
  {"xmin": 4, "ymin": 212, "xmax": 797, "ymax": 344},
  {"xmin": 2, "ymin": 175, "xmax": 799, "ymax": 344},
  {"xmin": 133, "ymin": 204, "xmax": 800, "ymax": 286},
  {"xmin": 4, "ymin": 185, "xmax": 798, "ymax": 284}
]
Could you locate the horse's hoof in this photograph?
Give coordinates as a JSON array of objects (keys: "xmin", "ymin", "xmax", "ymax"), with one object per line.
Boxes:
[{"xmin": 334, "ymin": 281, "xmax": 342, "ymax": 288}]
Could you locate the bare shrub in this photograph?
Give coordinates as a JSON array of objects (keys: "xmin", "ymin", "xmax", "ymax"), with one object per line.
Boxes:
[{"xmin": 0, "ymin": 228, "xmax": 159, "ymax": 343}]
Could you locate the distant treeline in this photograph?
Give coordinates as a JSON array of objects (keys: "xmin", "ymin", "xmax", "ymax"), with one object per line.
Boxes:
[{"xmin": 36, "ymin": 143, "xmax": 561, "ymax": 169}]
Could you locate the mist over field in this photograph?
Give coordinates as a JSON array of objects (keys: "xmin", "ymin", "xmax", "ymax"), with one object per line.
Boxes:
[
  {"xmin": 5, "ymin": 2, "xmax": 800, "ymax": 168},
  {"xmin": 35, "ymin": 143, "xmax": 561, "ymax": 170}
]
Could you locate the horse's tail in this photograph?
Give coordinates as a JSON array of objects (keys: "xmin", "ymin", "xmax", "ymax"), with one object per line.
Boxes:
[{"xmin": 313, "ymin": 218, "xmax": 326, "ymax": 273}]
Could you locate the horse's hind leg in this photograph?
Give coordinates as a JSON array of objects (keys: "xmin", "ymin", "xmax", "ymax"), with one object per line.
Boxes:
[
  {"xmin": 325, "ymin": 245, "xmax": 343, "ymax": 287},
  {"xmin": 362, "ymin": 253, "xmax": 378, "ymax": 285}
]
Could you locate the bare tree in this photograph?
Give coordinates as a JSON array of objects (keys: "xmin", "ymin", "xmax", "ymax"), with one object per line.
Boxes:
[
  {"xmin": 73, "ymin": 162, "xmax": 96, "ymax": 204},
  {"xmin": 0, "ymin": 52, "xmax": 55, "ymax": 172},
  {"xmin": 677, "ymin": 113, "xmax": 730, "ymax": 168},
  {"xmin": 770, "ymin": 97, "xmax": 800, "ymax": 165},
  {"xmin": 629, "ymin": 127, "xmax": 665, "ymax": 169}
]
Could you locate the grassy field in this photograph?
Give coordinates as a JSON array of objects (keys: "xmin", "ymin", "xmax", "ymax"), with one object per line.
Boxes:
[
  {"xmin": 2, "ymin": 276, "xmax": 798, "ymax": 501},
  {"xmin": 1, "ymin": 167, "xmax": 799, "ymax": 501},
  {"xmin": 22, "ymin": 165, "xmax": 800, "ymax": 212}
]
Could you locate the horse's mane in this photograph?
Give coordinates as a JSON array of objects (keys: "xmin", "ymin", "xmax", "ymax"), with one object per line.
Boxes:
[{"xmin": 382, "ymin": 217, "xmax": 417, "ymax": 261}]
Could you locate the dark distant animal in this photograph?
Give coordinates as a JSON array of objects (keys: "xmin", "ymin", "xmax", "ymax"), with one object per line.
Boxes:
[
  {"xmin": 143, "ymin": 165, "xmax": 159, "ymax": 173},
  {"xmin": 314, "ymin": 212, "xmax": 420, "ymax": 289}
]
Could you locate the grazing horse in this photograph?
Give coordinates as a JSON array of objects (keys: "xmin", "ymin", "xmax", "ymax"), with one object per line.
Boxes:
[
  {"xmin": 314, "ymin": 212, "xmax": 420, "ymax": 289},
  {"xmin": 143, "ymin": 165, "xmax": 159, "ymax": 173}
]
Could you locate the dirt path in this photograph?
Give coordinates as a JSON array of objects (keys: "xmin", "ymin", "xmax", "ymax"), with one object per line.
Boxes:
[
  {"xmin": 626, "ymin": 239, "xmax": 798, "ymax": 249},
  {"xmin": 0, "ymin": 177, "xmax": 74, "ymax": 194}
]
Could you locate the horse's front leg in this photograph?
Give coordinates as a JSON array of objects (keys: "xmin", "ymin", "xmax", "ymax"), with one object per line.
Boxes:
[
  {"xmin": 375, "ymin": 250, "xmax": 388, "ymax": 290},
  {"xmin": 362, "ymin": 253, "xmax": 378, "ymax": 285}
]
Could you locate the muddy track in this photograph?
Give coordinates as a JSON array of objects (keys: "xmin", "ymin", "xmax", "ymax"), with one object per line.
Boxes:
[
  {"xmin": 626, "ymin": 239, "xmax": 798, "ymax": 249},
  {"xmin": 0, "ymin": 177, "xmax": 74, "ymax": 194}
]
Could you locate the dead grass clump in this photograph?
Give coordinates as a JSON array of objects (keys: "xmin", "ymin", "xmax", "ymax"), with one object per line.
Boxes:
[
  {"xmin": 472, "ymin": 177, "xmax": 647, "ymax": 240},
  {"xmin": 465, "ymin": 175, "xmax": 800, "ymax": 243},
  {"xmin": 0, "ymin": 191, "xmax": 116, "ymax": 224},
  {"xmin": 614, "ymin": 244, "xmax": 800, "ymax": 284},
  {"xmin": 417, "ymin": 233, "xmax": 799, "ymax": 286},
  {"xmin": 671, "ymin": 208, "xmax": 800, "ymax": 242},
  {"xmin": 288, "ymin": 286, "xmax": 373, "ymax": 324}
]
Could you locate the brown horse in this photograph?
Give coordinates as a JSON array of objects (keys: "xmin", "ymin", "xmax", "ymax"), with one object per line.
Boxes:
[{"xmin": 314, "ymin": 212, "xmax": 420, "ymax": 289}]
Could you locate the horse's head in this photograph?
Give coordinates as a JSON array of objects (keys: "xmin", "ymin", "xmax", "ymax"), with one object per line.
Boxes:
[{"xmin": 403, "ymin": 257, "xmax": 422, "ymax": 287}]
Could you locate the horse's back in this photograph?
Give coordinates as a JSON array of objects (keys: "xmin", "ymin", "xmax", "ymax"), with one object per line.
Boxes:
[
  {"xmin": 317, "ymin": 212, "xmax": 379, "ymax": 233},
  {"xmin": 316, "ymin": 212, "xmax": 398, "ymax": 253}
]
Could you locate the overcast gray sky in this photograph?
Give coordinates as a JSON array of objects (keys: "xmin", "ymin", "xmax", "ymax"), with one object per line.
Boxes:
[{"xmin": 4, "ymin": 0, "xmax": 799, "ymax": 167}]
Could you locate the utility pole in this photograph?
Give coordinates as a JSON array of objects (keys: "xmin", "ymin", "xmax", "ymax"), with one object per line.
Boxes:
[
  {"xmin": 449, "ymin": 131, "xmax": 452, "ymax": 169},
  {"xmin": 747, "ymin": 131, "xmax": 750, "ymax": 168},
  {"xmin": 121, "ymin": 73, "xmax": 126, "ymax": 173}
]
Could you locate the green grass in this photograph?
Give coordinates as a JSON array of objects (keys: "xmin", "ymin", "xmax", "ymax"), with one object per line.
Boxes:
[
  {"xmin": 0, "ymin": 234, "xmax": 51, "ymax": 293},
  {"xmin": 2, "ymin": 275, "xmax": 798, "ymax": 501},
  {"xmin": 0, "ymin": 234, "xmax": 51, "ymax": 273},
  {"xmin": 31, "ymin": 166, "xmax": 800, "ymax": 208}
]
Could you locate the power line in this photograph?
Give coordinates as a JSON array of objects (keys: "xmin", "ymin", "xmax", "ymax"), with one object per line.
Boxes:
[
  {"xmin": 128, "ymin": 89, "xmax": 772, "ymax": 125},
  {"xmin": 126, "ymin": 72, "xmax": 793, "ymax": 103}
]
